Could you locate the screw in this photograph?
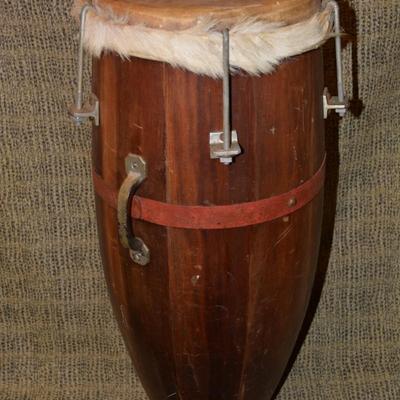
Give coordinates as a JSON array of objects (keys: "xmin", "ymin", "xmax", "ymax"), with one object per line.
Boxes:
[
  {"xmin": 191, "ymin": 275, "xmax": 201, "ymax": 286},
  {"xmin": 288, "ymin": 197, "xmax": 297, "ymax": 207}
]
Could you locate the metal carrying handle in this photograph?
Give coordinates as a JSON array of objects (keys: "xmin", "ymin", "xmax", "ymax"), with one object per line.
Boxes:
[
  {"xmin": 69, "ymin": 5, "xmax": 99, "ymax": 126},
  {"xmin": 117, "ymin": 155, "xmax": 150, "ymax": 266},
  {"xmin": 323, "ymin": 0, "xmax": 348, "ymax": 119},
  {"xmin": 210, "ymin": 29, "xmax": 242, "ymax": 165}
]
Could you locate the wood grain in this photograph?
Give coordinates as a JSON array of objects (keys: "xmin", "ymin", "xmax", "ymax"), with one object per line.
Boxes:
[{"xmin": 92, "ymin": 49, "xmax": 325, "ymax": 400}]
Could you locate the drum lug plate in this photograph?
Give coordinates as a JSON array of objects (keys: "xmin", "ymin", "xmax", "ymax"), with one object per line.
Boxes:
[
  {"xmin": 323, "ymin": 88, "xmax": 347, "ymax": 119},
  {"xmin": 210, "ymin": 131, "xmax": 242, "ymax": 165},
  {"xmin": 69, "ymin": 93, "xmax": 100, "ymax": 126}
]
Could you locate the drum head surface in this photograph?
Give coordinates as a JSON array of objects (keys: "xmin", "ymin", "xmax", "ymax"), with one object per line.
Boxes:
[{"xmin": 91, "ymin": 0, "xmax": 321, "ymax": 29}]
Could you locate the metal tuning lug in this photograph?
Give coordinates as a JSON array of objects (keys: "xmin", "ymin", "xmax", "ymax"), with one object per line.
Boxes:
[
  {"xmin": 68, "ymin": 5, "xmax": 100, "ymax": 126},
  {"xmin": 323, "ymin": 0, "xmax": 348, "ymax": 119},
  {"xmin": 69, "ymin": 93, "xmax": 99, "ymax": 126},
  {"xmin": 323, "ymin": 88, "xmax": 347, "ymax": 119},
  {"xmin": 210, "ymin": 29, "xmax": 242, "ymax": 165}
]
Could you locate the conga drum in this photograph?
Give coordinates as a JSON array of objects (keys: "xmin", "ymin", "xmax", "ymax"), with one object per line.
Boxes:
[{"xmin": 69, "ymin": 1, "xmax": 347, "ymax": 399}]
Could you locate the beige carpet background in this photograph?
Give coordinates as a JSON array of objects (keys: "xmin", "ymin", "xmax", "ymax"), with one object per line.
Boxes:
[{"xmin": 0, "ymin": 1, "xmax": 399, "ymax": 399}]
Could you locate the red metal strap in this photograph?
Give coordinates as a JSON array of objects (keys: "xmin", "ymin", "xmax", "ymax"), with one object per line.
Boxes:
[{"xmin": 93, "ymin": 156, "xmax": 325, "ymax": 230}]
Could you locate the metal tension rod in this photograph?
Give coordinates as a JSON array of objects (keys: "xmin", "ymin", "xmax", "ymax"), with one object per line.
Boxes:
[
  {"xmin": 323, "ymin": 0, "xmax": 348, "ymax": 119},
  {"xmin": 69, "ymin": 4, "xmax": 99, "ymax": 126},
  {"xmin": 210, "ymin": 29, "xmax": 242, "ymax": 165},
  {"xmin": 222, "ymin": 29, "xmax": 232, "ymax": 152}
]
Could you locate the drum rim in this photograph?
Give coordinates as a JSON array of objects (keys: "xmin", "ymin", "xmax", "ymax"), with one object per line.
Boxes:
[{"xmin": 78, "ymin": 0, "xmax": 322, "ymax": 30}]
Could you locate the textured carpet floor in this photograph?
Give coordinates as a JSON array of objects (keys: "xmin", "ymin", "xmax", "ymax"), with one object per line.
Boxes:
[{"xmin": 0, "ymin": 0, "xmax": 399, "ymax": 399}]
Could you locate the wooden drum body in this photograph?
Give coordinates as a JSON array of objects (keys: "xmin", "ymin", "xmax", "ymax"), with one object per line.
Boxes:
[
  {"xmin": 92, "ymin": 49, "xmax": 325, "ymax": 399},
  {"xmin": 67, "ymin": 0, "xmax": 348, "ymax": 398}
]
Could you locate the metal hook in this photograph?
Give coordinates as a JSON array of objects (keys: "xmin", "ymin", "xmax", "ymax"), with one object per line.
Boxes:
[
  {"xmin": 210, "ymin": 29, "xmax": 242, "ymax": 165},
  {"xmin": 68, "ymin": 5, "xmax": 99, "ymax": 126},
  {"xmin": 323, "ymin": 0, "xmax": 348, "ymax": 119}
]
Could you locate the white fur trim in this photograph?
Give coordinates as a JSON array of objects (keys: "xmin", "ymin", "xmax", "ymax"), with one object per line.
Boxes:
[{"xmin": 77, "ymin": 2, "xmax": 334, "ymax": 77}]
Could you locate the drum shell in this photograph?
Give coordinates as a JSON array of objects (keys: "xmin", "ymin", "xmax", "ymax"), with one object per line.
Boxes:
[{"xmin": 92, "ymin": 49, "xmax": 325, "ymax": 400}]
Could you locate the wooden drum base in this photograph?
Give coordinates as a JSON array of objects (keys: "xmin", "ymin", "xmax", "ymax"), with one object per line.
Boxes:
[{"xmin": 92, "ymin": 49, "xmax": 325, "ymax": 400}]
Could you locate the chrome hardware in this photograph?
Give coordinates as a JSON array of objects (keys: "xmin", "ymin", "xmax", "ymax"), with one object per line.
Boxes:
[
  {"xmin": 210, "ymin": 29, "xmax": 242, "ymax": 165},
  {"xmin": 117, "ymin": 155, "xmax": 150, "ymax": 266},
  {"xmin": 68, "ymin": 5, "xmax": 99, "ymax": 126},
  {"xmin": 210, "ymin": 131, "xmax": 241, "ymax": 163},
  {"xmin": 323, "ymin": 0, "xmax": 348, "ymax": 119},
  {"xmin": 69, "ymin": 93, "xmax": 99, "ymax": 126},
  {"xmin": 323, "ymin": 88, "xmax": 347, "ymax": 119}
]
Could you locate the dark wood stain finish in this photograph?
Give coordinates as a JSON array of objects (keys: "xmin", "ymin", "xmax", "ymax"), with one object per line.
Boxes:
[{"xmin": 92, "ymin": 49, "xmax": 325, "ymax": 400}]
